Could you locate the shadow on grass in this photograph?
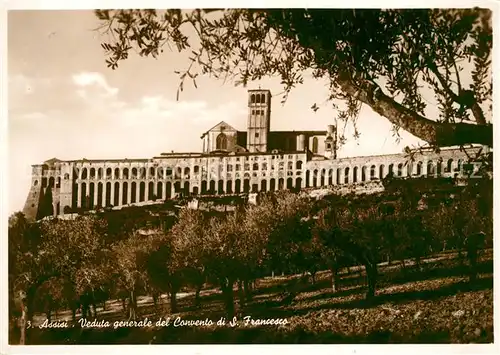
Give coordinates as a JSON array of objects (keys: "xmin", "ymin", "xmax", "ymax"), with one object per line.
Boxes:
[{"xmin": 23, "ymin": 275, "xmax": 493, "ymax": 345}]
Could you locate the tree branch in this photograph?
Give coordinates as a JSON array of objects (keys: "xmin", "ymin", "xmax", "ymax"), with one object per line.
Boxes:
[{"xmin": 336, "ymin": 72, "xmax": 492, "ymax": 147}]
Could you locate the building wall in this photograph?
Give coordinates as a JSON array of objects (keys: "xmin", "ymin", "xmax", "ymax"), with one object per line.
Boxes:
[{"xmin": 22, "ymin": 147, "xmax": 481, "ymax": 221}]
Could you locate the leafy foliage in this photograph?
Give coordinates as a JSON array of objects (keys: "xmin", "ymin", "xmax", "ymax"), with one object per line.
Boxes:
[{"xmin": 95, "ymin": 9, "xmax": 492, "ymax": 147}]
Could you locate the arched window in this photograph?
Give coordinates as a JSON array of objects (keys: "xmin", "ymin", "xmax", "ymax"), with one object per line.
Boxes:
[
  {"xmin": 379, "ymin": 165, "xmax": 385, "ymax": 179},
  {"xmin": 251, "ymin": 94, "xmax": 256, "ymax": 103},
  {"xmin": 361, "ymin": 166, "xmax": 367, "ymax": 181},
  {"xmin": 353, "ymin": 167, "xmax": 358, "ymax": 183},
  {"xmin": 261, "ymin": 94, "xmax": 266, "ymax": 103},
  {"xmin": 427, "ymin": 161, "xmax": 435, "ymax": 176},
  {"xmin": 256, "ymin": 94, "xmax": 261, "ymax": 103},
  {"xmin": 287, "ymin": 161, "xmax": 293, "ymax": 170},
  {"xmin": 416, "ymin": 161, "xmax": 423, "ymax": 175},
  {"xmin": 397, "ymin": 163, "xmax": 403, "ymax": 176},
  {"xmin": 446, "ymin": 159, "xmax": 453, "ymax": 173},
  {"xmin": 312, "ymin": 137, "xmax": 318, "ymax": 154},
  {"xmin": 296, "ymin": 161, "xmax": 303, "ymax": 169},
  {"xmin": 253, "ymin": 163, "xmax": 259, "ymax": 171},
  {"xmin": 344, "ymin": 167, "xmax": 350, "ymax": 184},
  {"xmin": 370, "ymin": 165, "xmax": 376, "ymax": 180},
  {"xmin": 216, "ymin": 133, "xmax": 228, "ymax": 150}
]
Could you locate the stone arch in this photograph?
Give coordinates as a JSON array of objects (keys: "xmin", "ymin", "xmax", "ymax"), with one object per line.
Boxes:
[
  {"xmin": 251, "ymin": 94, "xmax": 256, "ymax": 103},
  {"xmin": 210, "ymin": 180, "xmax": 216, "ymax": 194},
  {"xmin": 256, "ymin": 94, "xmax": 261, "ymax": 104},
  {"xmin": 131, "ymin": 182, "xmax": 137, "ymax": 203},
  {"xmin": 227, "ymin": 180, "xmax": 233, "ymax": 193},
  {"xmin": 132, "ymin": 168, "xmax": 138, "ymax": 179},
  {"xmin": 122, "ymin": 181, "xmax": 129, "ymax": 205},
  {"xmin": 114, "ymin": 168, "xmax": 120, "ymax": 179},
  {"xmin": 97, "ymin": 182, "xmax": 103, "ymax": 208},
  {"xmin": 149, "ymin": 167, "xmax": 155, "ymax": 178},
  {"xmin": 90, "ymin": 168, "xmax": 96, "ymax": 179},
  {"xmin": 89, "ymin": 182, "xmax": 95, "ymax": 209},
  {"xmin": 81, "ymin": 168, "xmax": 88, "ymax": 180},
  {"xmin": 427, "ymin": 161, "xmax": 435, "ymax": 176},
  {"xmin": 166, "ymin": 182, "xmax": 172, "ymax": 198},
  {"xmin": 105, "ymin": 182, "xmax": 111, "ymax": 206},
  {"xmin": 147, "ymin": 181, "xmax": 154, "ymax": 200},
  {"xmin": 270, "ymin": 178, "xmax": 276, "ymax": 191},
  {"xmin": 296, "ymin": 177, "xmax": 302, "ymax": 189},
  {"xmin": 184, "ymin": 167, "xmax": 190, "ymax": 177},
  {"xmin": 305, "ymin": 171, "xmax": 310, "ymax": 187},
  {"xmin": 48, "ymin": 177, "xmax": 55, "ymax": 188},
  {"xmin": 114, "ymin": 182, "xmax": 120, "ymax": 206},
  {"xmin": 278, "ymin": 178, "xmax": 284, "ymax": 190},
  {"xmin": 397, "ymin": 163, "xmax": 403, "ymax": 176},
  {"xmin": 344, "ymin": 167, "xmax": 350, "ymax": 184},
  {"xmin": 235, "ymin": 179, "xmax": 241, "ymax": 193},
  {"xmin": 218, "ymin": 179, "xmax": 224, "ymax": 194},
  {"xmin": 320, "ymin": 169, "xmax": 325, "ymax": 186},
  {"xmin": 388, "ymin": 164, "xmax": 394, "ymax": 176},
  {"xmin": 361, "ymin": 166, "xmax": 367, "ymax": 182},
  {"xmin": 328, "ymin": 169, "xmax": 333, "ymax": 185},
  {"xmin": 261, "ymin": 179, "xmax": 267, "ymax": 191},
  {"xmin": 407, "ymin": 162, "xmax": 413, "ymax": 176},
  {"xmin": 139, "ymin": 181, "xmax": 146, "ymax": 201},
  {"xmin": 243, "ymin": 179, "xmax": 250, "ymax": 193},
  {"xmin": 106, "ymin": 168, "xmax": 112, "ymax": 178},
  {"xmin": 353, "ymin": 166, "xmax": 358, "ymax": 183},
  {"xmin": 201, "ymin": 180, "xmax": 208, "ymax": 194},
  {"xmin": 261, "ymin": 93, "xmax": 266, "ymax": 103},
  {"xmin": 184, "ymin": 181, "xmax": 190, "ymax": 196},
  {"xmin": 446, "ymin": 159, "xmax": 453, "ymax": 173},
  {"xmin": 56, "ymin": 177, "xmax": 61, "ymax": 188},
  {"xmin": 97, "ymin": 168, "xmax": 103, "ymax": 179},
  {"xmin": 287, "ymin": 177, "xmax": 293, "ymax": 189},
  {"xmin": 81, "ymin": 182, "xmax": 87, "ymax": 209},
  {"xmin": 313, "ymin": 169, "xmax": 318, "ymax": 187},
  {"xmin": 370, "ymin": 165, "xmax": 376, "ymax": 180},
  {"xmin": 123, "ymin": 168, "xmax": 129, "ymax": 179},
  {"xmin": 416, "ymin": 161, "xmax": 423, "ymax": 176},
  {"xmin": 157, "ymin": 182, "xmax": 163, "ymax": 199},
  {"xmin": 379, "ymin": 164, "xmax": 385, "ymax": 179},
  {"xmin": 336, "ymin": 168, "xmax": 341, "ymax": 184},
  {"xmin": 139, "ymin": 167, "xmax": 146, "ymax": 179}
]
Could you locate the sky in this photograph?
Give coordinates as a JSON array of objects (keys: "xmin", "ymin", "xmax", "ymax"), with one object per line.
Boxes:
[{"xmin": 6, "ymin": 9, "xmax": 434, "ymax": 215}]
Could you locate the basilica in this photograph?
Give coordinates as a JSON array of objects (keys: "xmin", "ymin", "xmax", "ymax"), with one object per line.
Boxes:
[{"xmin": 22, "ymin": 89, "xmax": 478, "ymax": 221}]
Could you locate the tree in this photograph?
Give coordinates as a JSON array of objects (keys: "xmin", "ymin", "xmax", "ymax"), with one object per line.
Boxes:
[{"xmin": 95, "ymin": 9, "xmax": 492, "ymax": 148}]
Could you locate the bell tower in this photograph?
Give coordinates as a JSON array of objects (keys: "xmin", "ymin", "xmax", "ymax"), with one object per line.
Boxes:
[{"xmin": 247, "ymin": 89, "xmax": 271, "ymax": 153}]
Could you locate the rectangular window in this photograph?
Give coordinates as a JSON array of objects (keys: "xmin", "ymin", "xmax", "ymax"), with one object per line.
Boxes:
[
  {"xmin": 255, "ymin": 132, "xmax": 259, "ymax": 138},
  {"xmin": 236, "ymin": 164, "xmax": 241, "ymax": 171}
]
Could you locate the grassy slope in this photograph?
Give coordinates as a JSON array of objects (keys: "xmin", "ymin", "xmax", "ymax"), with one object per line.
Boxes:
[{"xmin": 23, "ymin": 250, "xmax": 493, "ymax": 344}]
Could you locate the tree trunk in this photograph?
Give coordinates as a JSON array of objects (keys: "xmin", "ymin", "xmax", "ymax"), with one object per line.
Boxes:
[
  {"xmin": 237, "ymin": 280, "xmax": 245, "ymax": 307},
  {"xmin": 128, "ymin": 290, "xmax": 137, "ymax": 321},
  {"xmin": 19, "ymin": 302, "xmax": 27, "ymax": 345},
  {"xmin": 365, "ymin": 262, "xmax": 378, "ymax": 300},
  {"xmin": 221, "ymin": 280, "xmax": 235, "ymax": 319},
  {"xmin": 243, "ymin": 279, "xmax": 253, "ymax": 302},
  {"xmin": 170, "ymin": 291, "xmax": 177, "ymax": 314},
  {"xmin": 195, "ymin": 286, "xmax": 201, "ymax": 307},
  {"xmin": 330, "ymin": 266, "xmax": 340, "ymax": 293}
]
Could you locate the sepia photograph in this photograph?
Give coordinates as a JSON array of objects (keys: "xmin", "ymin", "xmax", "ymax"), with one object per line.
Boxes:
[{"xmin": 4, "ymin": 3, "xmax": 496, "ymax": 351}]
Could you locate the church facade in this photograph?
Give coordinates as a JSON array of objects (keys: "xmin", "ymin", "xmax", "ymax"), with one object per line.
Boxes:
[{"xmin": 22, "ymin": 89, "xmax": 479, "ymax": 221}]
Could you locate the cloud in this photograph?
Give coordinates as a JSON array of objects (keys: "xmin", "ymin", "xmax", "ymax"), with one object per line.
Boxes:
[{"xmin": 72, "ymin": 71, "xmax": 119, "ymax": 98}]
